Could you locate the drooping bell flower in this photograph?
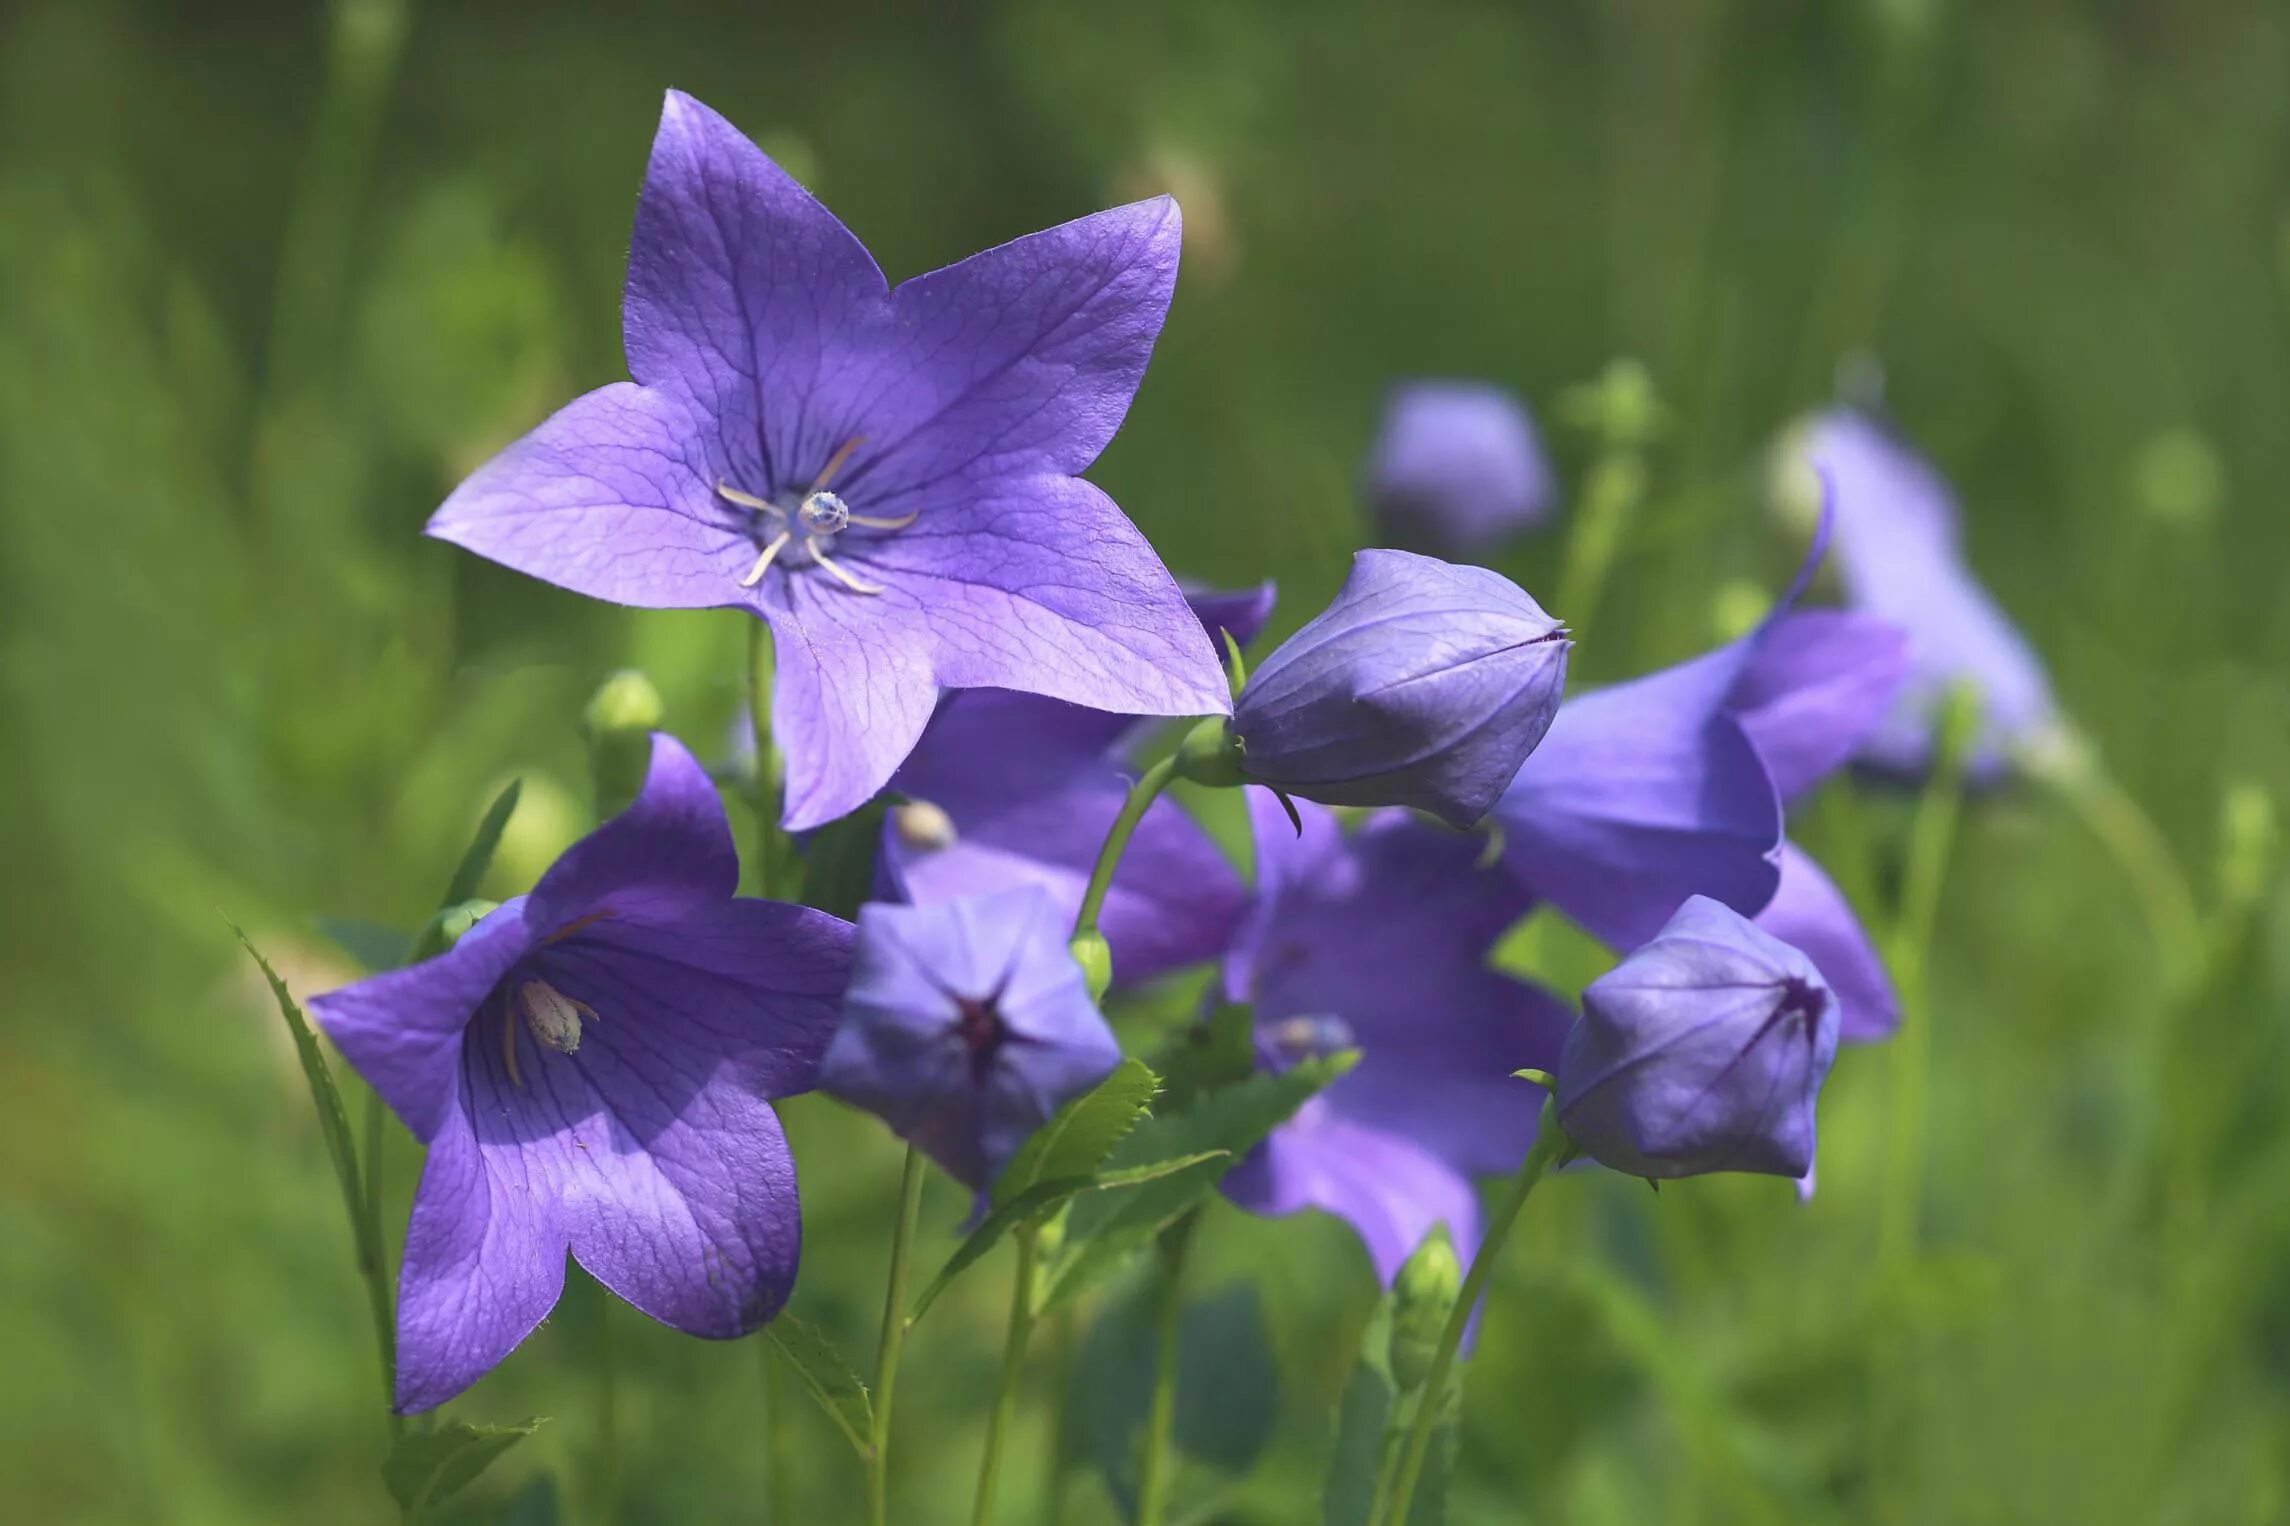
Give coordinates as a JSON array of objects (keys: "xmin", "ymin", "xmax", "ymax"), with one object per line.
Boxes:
[
  {"xmin": 1795, "ymin": 409, "xmax": 2062, "ymax": 781},
  {"xmin": 879, "ymin": 586, "xmax": 1276, "ymax": 989},
  {"xmin": 1365, "ymin": 381, "xmax": 1555, "ymax": 555},
  {"xmin": 1755, "ymin": 843, "xmax": 1898, "ymax": 1042},
  {"xmin": 818, "ymin": 884, "xmax": 1121, "ymax": 1191},
  {"xmin": 426, "ymin": 90, "xmax": 1228, "ymax": 831},
  {"xmin": 309, "ymin": 734, "xmax": 851, "ymax": 1412},
  {"xmin": 1556, "ymin": 896, "xmax": 1839, "ymax": 1180},
  {"xmin": 1221, "ymin": 790, "xmax": 1571, "ymax": 1280},
  {"xmin": 1221, "ymin": 551, "xmax": 1569, "ymax": 828}
]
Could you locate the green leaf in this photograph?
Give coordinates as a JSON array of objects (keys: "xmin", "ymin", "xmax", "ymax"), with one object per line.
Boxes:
[
  {"xmin": 442, "ymin": 778, "xmax": 523, "ymax": 908},
  {"xmin": 911, "ymin": 1150, "xmax": 1228, "ymax": 1324},
  {"xmin": 764, "ymin": 1315, "xmax": 875, "ymax": 1460},
  {"xmin": 1151, "ymin": 1002, "xmax": 1256, "ymax": 1115},
  {"xmin": 314, "ymin": 915, "xmax": 412, "ymax": 972},
  {"xmin": 798, "ymin": 795, "xmax": 893, "ymax": 920},
  {"xmin": 233, "ymin": 927, "xmax": 375, "ymax": 1274},
  {"xmin": 382, "ymin": 1417, "xmax": 544, "ymax": 1519},
  {"xmin": 996, "ymin": 1057, "xmax": 1159, "ymax": 1207},
  {"xmin": 1036, "ymin": 1052, "xmax": 1357, "ymax": 1314},
  {"xmin": 1323, "ymin": 1294, "xmax": 1458, "ymax": 1526}
]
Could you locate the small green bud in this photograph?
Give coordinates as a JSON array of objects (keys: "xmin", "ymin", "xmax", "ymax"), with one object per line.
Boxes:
[
  {"xmin": 1709, "ymin": 578, "xmax": 1771, "ymax": 644},
  {"xmin": 1388, "ymin": 1224, "xmax": 1463, "ymax": 1393},
  {"xmin": 2133, "ymin": 427, "xmax": 2224, "ymax": 529},
  {"xmin": 2218, "ymin": 782, "xmax": 2278, "ymax": 915},
  {"xmin": 1561, "ymin": 358, "xmax": 1666, "ymax": 449},
  {"xmin": 581, "ymin": 670, "xmax": 664, "ymax": 818},
  {"xmin": 1170, "ymin": 716, "xmax": 1246, "ymax": 790},
  {"xmin": 409, "ymin": 896, "xmax": 501, "ymax": 962},
  {"xmin": 1069, "ymin": 929, "xmax": 1112, "ymax": 1003}
]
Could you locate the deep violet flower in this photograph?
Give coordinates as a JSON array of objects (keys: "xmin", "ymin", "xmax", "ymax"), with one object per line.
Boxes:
[
  {"xmin": 427, "ymin": 91, "xmax": 1229, "ymax": 831},
  {"xmin": 1556, "ymin": 896, "xmax": 1840, "ymax": 1180},
  {"xmin": 818, "ymin": 884, "xmax": 1121, "ymax": 1191},
  {"xmin": 880, "ymin": 585, "xmax": 1276, "ymax": 989},
  {"xmin": 1796, "ymin": 410, "xmax": 2062, "ymax": 781},
  {"xmin": 309, "ymin": 734, "xmax": 851, "ymax": 1412},
  {"xmin": 1225, "ymin": 551, "xmax": 1569, "ymax": 828},
  {"xmin": 1365, "ymin": 381, "xmax": 1555, "ymax": 554},
  {"xmin": 1221, "ymin": 790, "xmax": 1571, "ymax": 1280}
]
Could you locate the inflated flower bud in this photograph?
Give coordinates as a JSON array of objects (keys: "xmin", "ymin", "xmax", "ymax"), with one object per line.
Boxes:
[
  {"xmin": 581, "ymin": 669, "xmax": 665, "ymax": 817},
  {"xmin": 1365, "ymin": 381, "xmax": 1555, "ymax": 555},
  {"xmin": 1216, "ymin": 551, "xmax": 1570, "ymax": 828},
  {"xmin": 1387, "ymin": 1224, "xmax": 1463, "ymax": 1392},
  {"xmin": 1556, "ymin": 897, "xmax": 1839, "ymax": 1181}
]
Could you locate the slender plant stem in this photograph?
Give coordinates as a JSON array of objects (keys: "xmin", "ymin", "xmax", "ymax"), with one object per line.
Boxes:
[
  {"xmin": 2037, "ymin": 751, "xmax": 2204, "ymax": 997},
  {"xmin": 1134, "ymin": 1214, "xmax": 1197, "ymax": 1526},
  {"xmin": 1553, "ymin": 450, "xmax": 1645, "ymax": 638},
  {"xmin": 1378, "ymin": 1115, "xmax": 1567, "ymax": 1526},
  {"xmin": 1072, "ymin": 756, "xmax": 1179, "ymax": 938},
  {"xmin": 356, "ymin": 1086, "xmax": 401, "ymax": 1437},
  {"xmin": 759, "ymin": 1341, "xmax": 792, "ymax": 1523},
  {"xmin": 1039, "ymin": 1308, "xmax": 1076, "ymax": 1526},
  {"xmin": 868, "ymin": 1145, "xmax": 928, "ymax": 1526},
  {"xmin": 747, "ymin": 618, "xmax": 787, "ymax": 897},
  {"xmin": 972, "ymin": 1225, "xmax": 1042, "ymax": 1526}
]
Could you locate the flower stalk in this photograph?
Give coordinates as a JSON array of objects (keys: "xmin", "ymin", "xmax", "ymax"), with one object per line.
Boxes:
[
  {"xmin": 1134, "ymin": 1211, "xmax": 1198, "ymax": 1526},
  {"xmin": 1072, "ymin": 753, "xmax": 1181, "ymax": 942},
  {"xmin": 868, "ymin": 1145, "xmax": 928, "ymax": 1526},
  {"xmin": 970, "ymin": 1224, "xmax": 1042, "ymax": 1526}
]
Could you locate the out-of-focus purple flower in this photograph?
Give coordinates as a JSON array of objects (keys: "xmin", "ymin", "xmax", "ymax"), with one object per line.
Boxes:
[
  {"xmin": 881, "ymin": 585, "xmax": 1276, "ymax": 989},
  {"xmin": 1727, "ymin": 609, "xmax": 1910, "ymax": 805},
  {"xmin": 427, "ymin": 91, "xmax": 1228, "ymax": 831},
  {"xmin": 1556, "ymin": 896, "xmax": 1839, "ymax": 1180},
  {"xmin": 1799, "ymin": 410, "xmax": 2061, "ymax": 781},
  {"xmin": 1756, "ymin": 843, "xmax": 1898, "ymax": 1042},
  {"xmin": 310, "ymin": 735, "xmax": 850, "ymax": 1412},
  {"xmin": 1222, "ymin": 790, "xmax": 1570, "ymax": 1280},
  {"xmin": 819, "ymin": 884, "xmax": 1120, "ymax": 1191},
  {"xmin": 1227, "ymin": 551, "xmax": 1569, "ymax": 828},
  {"xmin": 1365, "ymin": 381, "xmax": 1555, "ymax": 555}
]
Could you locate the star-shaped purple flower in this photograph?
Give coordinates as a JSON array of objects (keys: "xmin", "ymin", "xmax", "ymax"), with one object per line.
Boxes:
[
  {"xmin": 881, "ymin": 585, "xmax": 1274, "ymax": 989},
  {"xmin": 309, "ymin": 734, "xmax": 851, "ymax": 1412},
  {"xmin": 1221, "ymin": 789, "xmax": 1571, "ymax": 1280},
  {"xmin": 428, "ymin": 91, "xmax": 1229, "ymax": 830},
  {"xmin": 1365, "ymin": 380, "xmax": 1556, "ymax": 555},
  {"xmin": 819, "ymin": 884, "xmax": 1121, "ymax": 1192}
]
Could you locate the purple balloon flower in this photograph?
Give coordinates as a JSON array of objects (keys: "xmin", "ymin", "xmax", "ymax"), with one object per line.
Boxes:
[
  {"xmin": 1756, "ymin": 842, "xmax": 1898, "ymax": 1042},
  {"xmin": 427, "ymin": 91, "xmax": 1229, "ymax": 831},
  {"xmin": 1229, "ymin": 550, "xmax": 1570, "ymax": 828},
  {"xmin": 1802, "ymin": 410, "xmax": 2062, "ymax": 781},
  {"xmin": 1222, "ymin": 790, "xmax": 1571, "ymax": 1280},
  {"xmin": 882, "ymin": 585, "xmax": 1276, "ymax": 988},
  {"xmin": 1365, "ymin": 381, "xmax": 1555, "ymax": 554},
  {"xmin": 1556, "ymin": 896, "xmax": 1840, "ymax": 1180},
  {"xmin": 310, "ymin": 734, "xmax": 851, "ymax": 1412},
  {"xmin": 819, "ymin": 884, "xmax": 1121, "ymax": 1191}
]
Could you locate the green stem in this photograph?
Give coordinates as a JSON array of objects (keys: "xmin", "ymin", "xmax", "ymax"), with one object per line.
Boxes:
[
  {"xmin": 1134, "ymin": 1214, "xmax": 1197, "ymax": 1526},
  {"xmin": 1039, "ymin": 1309, "xmax": 1076, "ymax": 1526},
  {"xmin": 594, "ymin": 1287, "xmax": 620, "ymax": 1524},
  {"xmin": 760, "ymin": 1342, "xmax": 791, "ymax": 1523},
  {"xmin": 1553, "ymin": 450, "xmax": 1646, "ymax": 637},
  {"xmin": 868, "ymin": 1145, "xmax": 928, "ymax": 1526},
  {"xmin": 747, "ymin": 618, "xmax": 788, "ymax": 897},
  {"xmin": 971, "ymin": 1225, "xmax": 1041, "ymax": 1526},
  {"xmin": 1072, "ymin": 755, "xmax": 1179, "ymax": 938},
  {"xmin": 2037, "ymin": 752, "xmax": 2204, "ymax": 997},
  {"xmin": 1377, "ymin": 1112, "xmax": 1567, "ymax": 1526},
  {"xmin": 357, "ymin": 1086, "xmax": 402, "ymax": 1438}
]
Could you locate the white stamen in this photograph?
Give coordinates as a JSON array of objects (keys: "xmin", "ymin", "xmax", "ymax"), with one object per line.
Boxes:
[
  {"xmin": 810, "ymin": 539, "xmax": 885, "ymax": 594},
  {"xmin": 799, "ymin": 491, "xmax": 852, "ymax": 535},
  {"xmin": 847, "ymin": 508, "xmax": 920, "ymax": 530},
  {"xmin": 717, "ymin": 480, "xmax": 785, "ymax": 516},
  {"xmin": 519, "ymin": 980, "xmax": 598, "ymax": 1056},
  {"xmin": 738, "ymin": 530, "xmax": 793, "ymax": 588},
  {"xmin": 810, "ymin": 435, "xmax": 865, "ymax": 492}
]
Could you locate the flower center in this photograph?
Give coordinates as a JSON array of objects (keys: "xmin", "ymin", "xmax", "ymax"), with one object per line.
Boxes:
[
  {"xmin": 500, "ymin": 978, "xmax": 599, "ymax": 1087},
  {"xmin": 714, "ymin": 436, "xmax": 916, "ymax": 596},
  {"xmin": 953, "ymin": 994, "xmax": 1007, "ymax": 1085},
  {"xmin": 1265, "ymin": 1012, "xmax": 1356, "ymax": 1065}
]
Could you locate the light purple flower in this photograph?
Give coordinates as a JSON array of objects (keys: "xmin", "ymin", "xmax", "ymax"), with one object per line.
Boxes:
[
  {"xmin": 1755, "ymin": 843, "xmax": 1898, "ymax": 1042},
  {"xmin": 1802, "ymin": 410, "xmax": 2061, "ymax": 780},
  {"xmin": 818, "ymin": 884, "xmax": 1121, "ymax": 1191},
  {"xmin": 1222, "ymin": 790, "xmax": 1570, "ymax": 1280},
  {"xmin": 427, "ymin": 91, "xmax": 1229, "ymax": 831},
  {"xmin": 1365, "ymin": 381, "xmax": 1555, "ymax": 554},
  {"xmin": 1556, "ymin": 896, "xmax": 1839, "ymax": 1180},
  {"xmin": 309, "ymin": 734, "xmax": 850, "ymax": 1412},
  {"xmin": 881, "ymin": 586, "xmax": 1275, "ymax": 989},
  {"xmin": 1229, "ymin": 550, "xmax": 1569, "ymax": 828}
]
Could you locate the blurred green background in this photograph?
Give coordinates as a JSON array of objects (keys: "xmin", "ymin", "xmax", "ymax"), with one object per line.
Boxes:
[{"xmin": 8, "ymin": 0, "xmax": 2290, "ymax": 1520}]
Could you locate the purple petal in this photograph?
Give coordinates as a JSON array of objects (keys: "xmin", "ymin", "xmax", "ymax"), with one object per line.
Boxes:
[
  {"xmin": 1756, "ymin": 843, "xmax": 1899, "ymax": 1042},
  {"xmin": 1365, "ymin": 380, "xmax": 1556, "ymax": 554},
  {"xmin": 310, "ymin": 901, "xmax": 535, "ymax": 1144},
  {"xmin": 1223, "ymin": 1101, "xmax": 1483, "ymax": 1286},
  {"xmin": 424, "ymin": 382, "xmax": 744, "ymax": 609},
  {"xmin": 769, "ymin": 584, "xmax": 943, "ymax": 832},
  {"xmin": 524, "ymin": 733, "xmax": 739, "ymax": 932},
  {"xmin": 1728, "ymin": 611, "xmax": 1910, "ymax": 803},
  {"xmin": 393, "ymin": 1088, "xmax": 567, "ymax": 1412},
  {"xmin": 1185, "ymin": 581, "xmax": 1280, "ymax": 652},
  {"xmin": 623, "ymin": 90, "xmax": 891, "ymax": 483},
  {"xmin": 1498, "ymin": 664, "xmax": 1782, "ymax": 950},
  {"xmin": 846, "ymin": 198, "xmax": 1183, "ymax": 503}
]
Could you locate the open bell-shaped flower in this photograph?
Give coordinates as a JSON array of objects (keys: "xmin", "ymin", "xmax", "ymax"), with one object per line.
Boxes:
[
  {"xmin": 1555, "ymin": 896, "xmax": 1839, "ymax": 1180},
  {"xmin": 1212, "ymin": 550, "xmax": 1569, "ymax": 828}
]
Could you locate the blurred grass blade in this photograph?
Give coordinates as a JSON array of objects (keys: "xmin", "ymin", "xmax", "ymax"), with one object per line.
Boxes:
[
  {"xmin": 440, "ymin": 777, "xmax": 522, "ymax": 908},
  {"xmin": 995, "ymin": 1057, "xmax": 1159, "ymax": 1207},
  {"xmin": 382, "ymin": 1417, "xmax": 544, "ymax": 1519},
  {"xmin": 764, "ymin": 1315, "xmax": 876, "ymax": 1460}
]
